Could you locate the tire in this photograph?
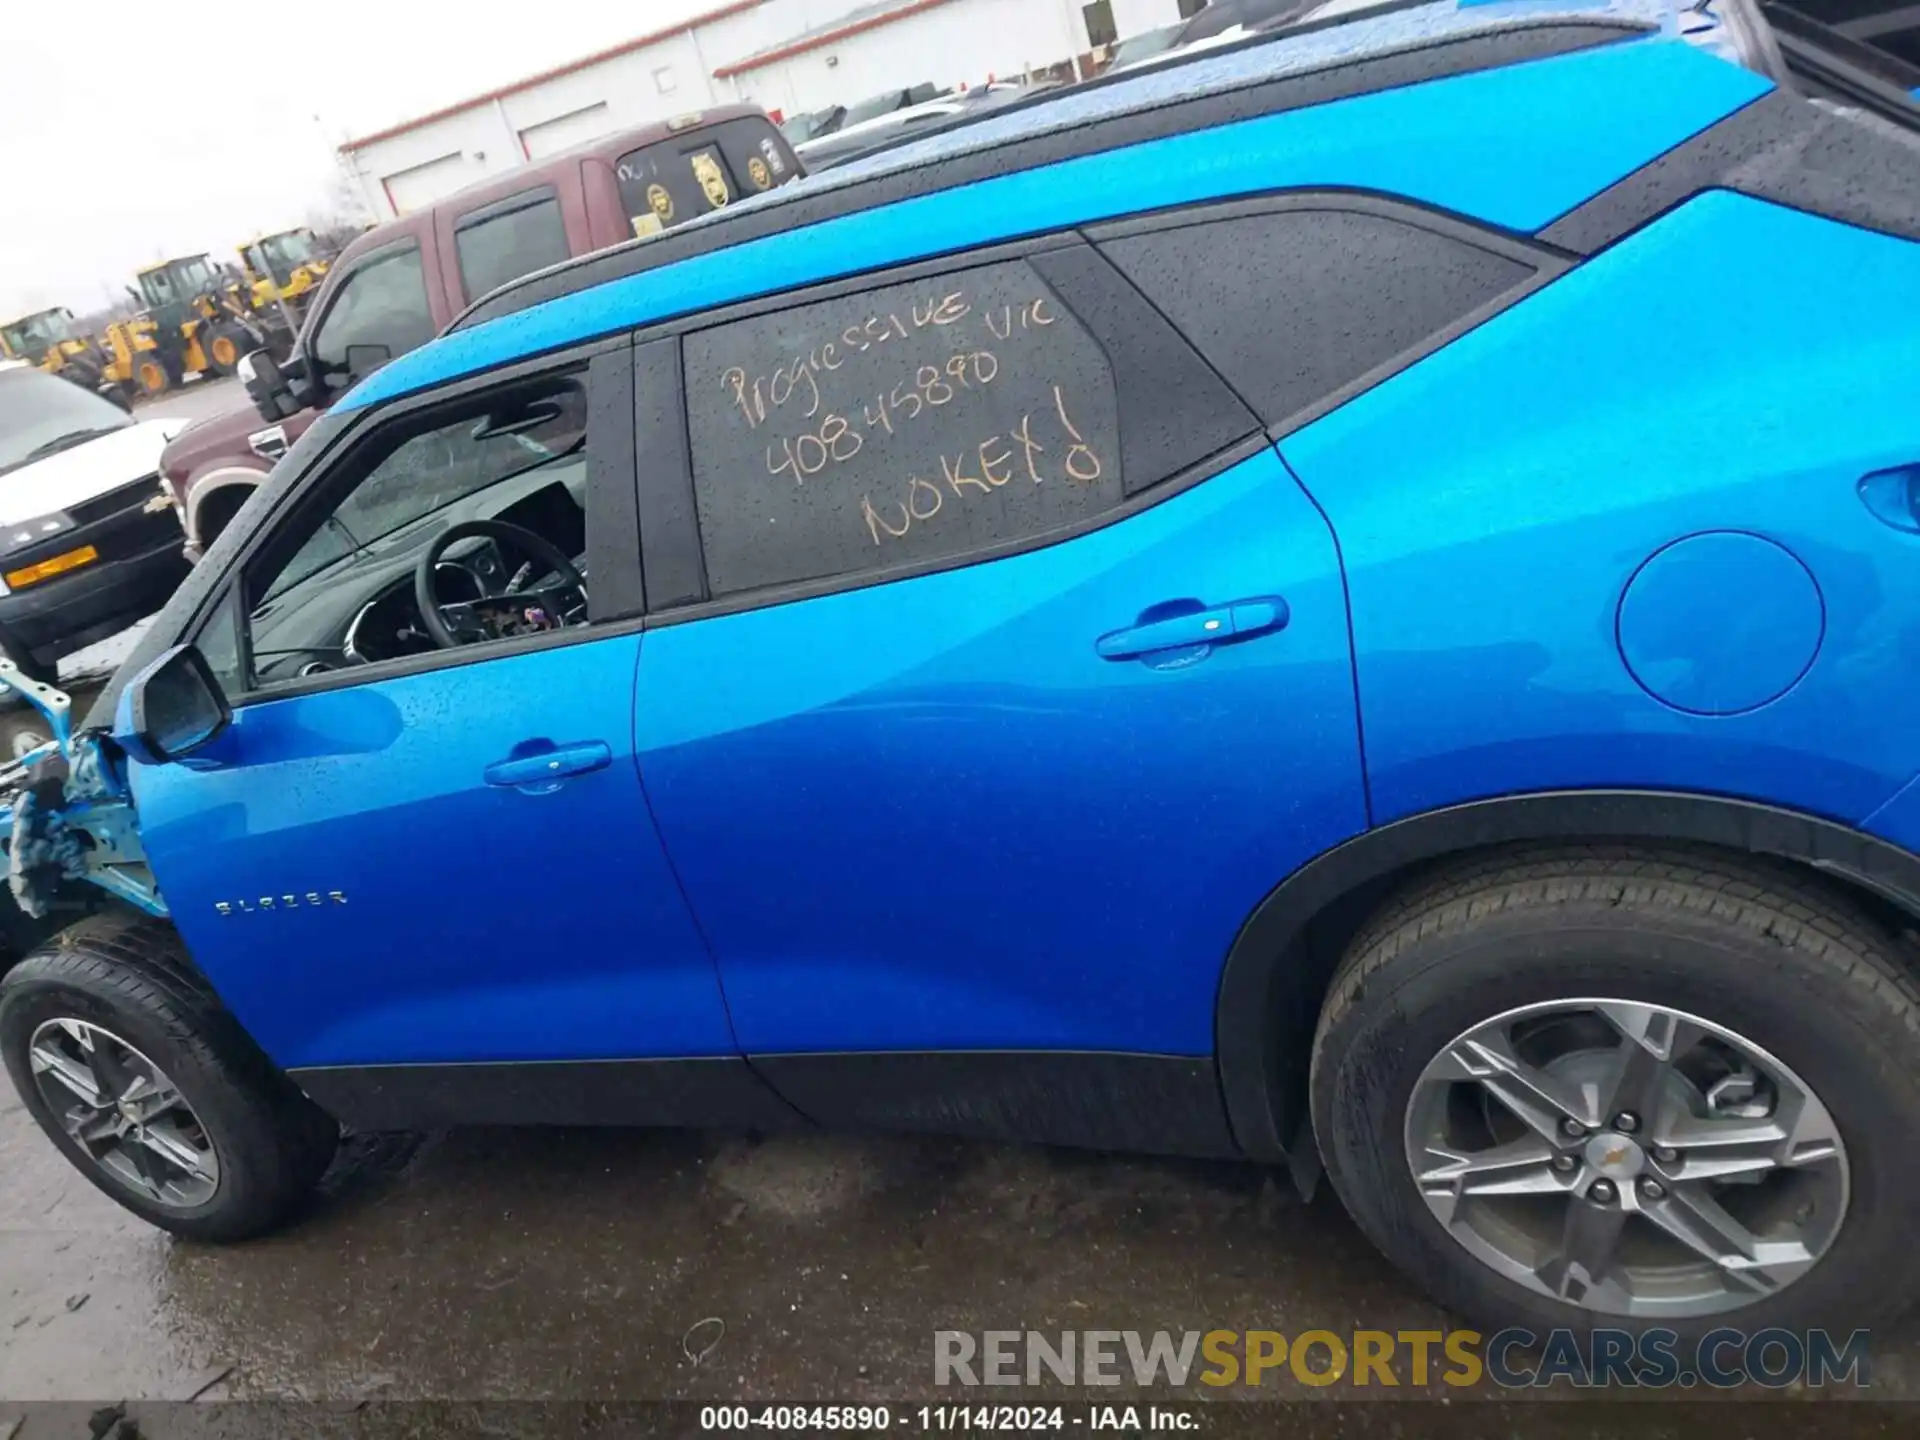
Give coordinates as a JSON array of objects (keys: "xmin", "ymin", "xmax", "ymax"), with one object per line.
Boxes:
[
  {"xmin": 201, "ymin": 325, "xmax": 248, "ymax": 377},
  {"xmin": 132, "ymin": 350, "xmax": 176, "ymax": 399},
  {"xmin": 0, "ymin": 912, "xmax": 338, "ymax": 1241},
  {"xmin": 1310, "ymin": 844, "xmax": 1920, "ymax": 1342},
  {"xmin": 60, "ymin": 357, "xmax": 104, "ymax": 392}
]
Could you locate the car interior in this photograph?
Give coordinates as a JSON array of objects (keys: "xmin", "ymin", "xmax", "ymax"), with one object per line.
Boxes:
[{"xmin": 242, "ymin": 379, "xmax": 591, "ymax": 687}]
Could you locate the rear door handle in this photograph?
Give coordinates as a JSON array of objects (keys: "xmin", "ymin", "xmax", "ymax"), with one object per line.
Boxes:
[
  {"xmin": 485, "ymin": 741, "xmax": 612, "ymax": 791},
  {"xmin": 1096, "ymin": 597, "xmax": 1290, "ymax": 661}
]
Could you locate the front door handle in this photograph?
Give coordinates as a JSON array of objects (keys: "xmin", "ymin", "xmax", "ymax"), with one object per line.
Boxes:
[
  {"xmin": 485, "ymin": 741, "xmax": 612, "ymax": 791},
  {"xmin": 1096, "ymin": 597, "xmax": 1290, "ymax": 661}
]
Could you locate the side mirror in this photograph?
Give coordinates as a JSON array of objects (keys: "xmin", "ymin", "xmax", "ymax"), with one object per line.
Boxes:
[
  {"xmin": 239, "ymin": 347, "xmax": 300, "ymax": 421},
  {"xmin": 112, "ymin": 645, "xmax": 231, "ymax": 765},
  {"xmin": 344, "ymin": 341, "xmax": 392, "ymax": 380}
]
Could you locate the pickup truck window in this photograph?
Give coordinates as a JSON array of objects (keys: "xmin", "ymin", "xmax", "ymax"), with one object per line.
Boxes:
[
  {"xmin": 454, "ymin": 186, "xmax": 571, "ymax": 303},
  {"xmin": 616, "ymin": 117, "xmax": 796, "ymax": 236},
  {"xmin": 309, "ymin": 242, "xmax": 435, "ymax": 385}
]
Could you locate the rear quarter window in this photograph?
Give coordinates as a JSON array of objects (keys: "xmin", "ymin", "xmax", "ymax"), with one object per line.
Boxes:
[
  {"xmin": 683, "ymin": 260, "xmax": 1123, "ymax": 596},
  {"xmin": 1096, "ymin": 203, "xmax": 1542, "ymax": 431}
]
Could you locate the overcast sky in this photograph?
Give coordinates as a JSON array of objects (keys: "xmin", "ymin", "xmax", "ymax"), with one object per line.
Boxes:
[{"xmin": 0, "ymin": 0, "xmax": 716, "ymax": 322}]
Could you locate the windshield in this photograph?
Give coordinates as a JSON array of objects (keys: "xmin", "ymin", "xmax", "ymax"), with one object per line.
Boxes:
[
  {"xmin": 781, "ymin": 109, "xmax": 839, "ymax": 143},
  {"xmin": 262, "ymin": 231, "xmax": 319, "ymax": 268},
  {"xmin": 2, "ymin": 312, "xmax": 73, "ymax": 357},
  {"xmin": 175, "ymin": 258, "xmax": 213, "ymax": 294},
  {"xmin": 1109, "ymin": 22, "xmax": 1186, "ymax": 66},
  {"xmin": 840, "ymin": 91, "xmax": 914, "ymax": 127},
  {"xmin": 0, "ymin": 366, "xmax": 133, "ymax": 477}
]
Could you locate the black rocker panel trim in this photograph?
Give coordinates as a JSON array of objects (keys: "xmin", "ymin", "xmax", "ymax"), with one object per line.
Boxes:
[
  {"xmin": 752, "ymin": 1052, "xmax": 1240, "ymax": 1158},
  {"xmin": 1540, "ymin": 88, "xmax": 1920, "ymax": 253},
  {"xmin": 291, "ymin": 1057, "xmax": 808, "ymax": 1132},
  {"xmin": 458, "ymin": 24, "xmax": 1642, "ymax": 331},
  {"xmin": 1215, "ymin": 790, "xmax": 1920, "ymax": 1164}
]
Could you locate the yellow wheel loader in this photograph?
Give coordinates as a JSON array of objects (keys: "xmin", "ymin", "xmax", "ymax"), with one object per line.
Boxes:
[
  {"xmin": 0, "ymin": 309, "xmax": 116, "ymax": 399},
  {"xmin": 98, "ymin": 256, "xmax": 269, "ymax": 400},
  {"xmin": 237, "ymin": 227, "xmax": 332, "ymax": 337}
]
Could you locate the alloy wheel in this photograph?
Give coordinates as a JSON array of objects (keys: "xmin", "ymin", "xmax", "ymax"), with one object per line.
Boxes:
[
  {"xmin": 1404, "ymin": 998, "xmax": 1847, "ymax": 1317},
  {"xmin": 27, "ymin": 1018, "xmax": 219, "ymax": 1208}
]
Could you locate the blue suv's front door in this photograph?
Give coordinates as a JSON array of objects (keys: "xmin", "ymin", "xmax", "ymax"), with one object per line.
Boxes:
[{"xmin": 129, "ymin": 365, "xmax": 736, "ymax": 1076}]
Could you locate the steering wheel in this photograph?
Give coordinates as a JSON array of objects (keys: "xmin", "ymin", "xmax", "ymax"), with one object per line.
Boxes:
[{"xmin": 415, "ymin": 519, "xmax": 588, "ymax": 650}]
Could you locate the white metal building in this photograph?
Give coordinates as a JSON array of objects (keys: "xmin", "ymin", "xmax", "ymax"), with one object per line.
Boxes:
[{"xmin": 340, "ymin": 0, "xmax": 1196, "ymax": 219}]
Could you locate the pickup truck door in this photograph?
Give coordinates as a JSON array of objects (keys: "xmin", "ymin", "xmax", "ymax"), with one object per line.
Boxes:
[{"xmin": 125, "ymin": 350, "xmax": 764, "ymax": 1126}]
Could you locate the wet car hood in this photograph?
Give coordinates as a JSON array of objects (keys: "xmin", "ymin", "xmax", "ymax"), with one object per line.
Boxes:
[{"xmin": 0, "ymin": 418, "xmax": 189, "ymax": 527}]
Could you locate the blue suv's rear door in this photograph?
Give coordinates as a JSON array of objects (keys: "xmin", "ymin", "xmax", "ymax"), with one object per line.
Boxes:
[{"xmin": 628, "ymin": 246, "xmax": 1368, "ymax": 1064}]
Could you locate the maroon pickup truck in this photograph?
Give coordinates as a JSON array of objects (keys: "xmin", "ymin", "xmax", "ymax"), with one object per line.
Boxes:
[{"xmin": 161, "ymin": 105, "xmax": 800, "ymax": 557}]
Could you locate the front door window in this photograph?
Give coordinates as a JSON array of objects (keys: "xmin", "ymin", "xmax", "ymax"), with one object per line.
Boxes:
[
  {"xmin": 307, "ymin": 243, "xmax": 436, "ymax": 388},
  {"xmin": 240, "ymin": 375, "xmax": 590, "ymax": 689}
]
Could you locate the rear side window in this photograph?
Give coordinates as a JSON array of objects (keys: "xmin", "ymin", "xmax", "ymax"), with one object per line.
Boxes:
[
  {"xmin": 683, "ymin": 260, "xmax": 1123, "ymax": 596},
  {"xmin": 617, "ymin": 118, "xmax": 798, "ymax": 238},
  {"xmin": 1096, "ymin": 202, "xmax": 1543, "ymax": 431},
  {"xmin": 454, "ymin": 186, "xmax": 570, "ymax": 302},
  {"xmin": 712, "ymin": 116, "xmax": 799, "ymax": 197}
]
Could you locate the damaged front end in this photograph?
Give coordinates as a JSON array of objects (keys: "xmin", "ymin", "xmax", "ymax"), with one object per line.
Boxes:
[{"xmin": 0, "ymin": 658, "xmax": 165, "ymax": 923}]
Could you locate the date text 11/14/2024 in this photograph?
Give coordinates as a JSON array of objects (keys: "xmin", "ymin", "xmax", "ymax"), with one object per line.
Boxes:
[{"xmin": 698, "ymin": 1406, "xmax": 1193, "ymax": 1432}]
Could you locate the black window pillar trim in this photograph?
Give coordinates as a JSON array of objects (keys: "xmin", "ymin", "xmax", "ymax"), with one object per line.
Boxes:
[
  {"xmin": 582, "ymin": 343, "xmax": 646, "ymax": 625},
  {"xmin": 1215, "ymin": 789, "xmax": 1920, "ymax": 1165},
  {"xmin": 633, "ymin": 335, "xmax": 706, "ymax": 612}
]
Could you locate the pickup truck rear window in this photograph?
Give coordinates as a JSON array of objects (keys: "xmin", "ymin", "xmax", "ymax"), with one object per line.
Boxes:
[{"xmin": 616, "ymin": 117, "xmax": 798, "ymax": 238}]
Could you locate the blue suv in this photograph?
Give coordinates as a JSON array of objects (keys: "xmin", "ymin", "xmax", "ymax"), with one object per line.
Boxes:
[{"xmin": 6, "ymin": 0, "xmax": 1920, "ymax": 1343}]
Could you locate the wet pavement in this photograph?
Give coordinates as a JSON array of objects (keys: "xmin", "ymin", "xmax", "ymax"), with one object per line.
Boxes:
[
  {"xmin": 6, "ymin": 1091, "xmax": 1920, "ymax": 1420},
  {"xmin": 134, "ymin": 375, "xmax": 249, "ymax": 428}
]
